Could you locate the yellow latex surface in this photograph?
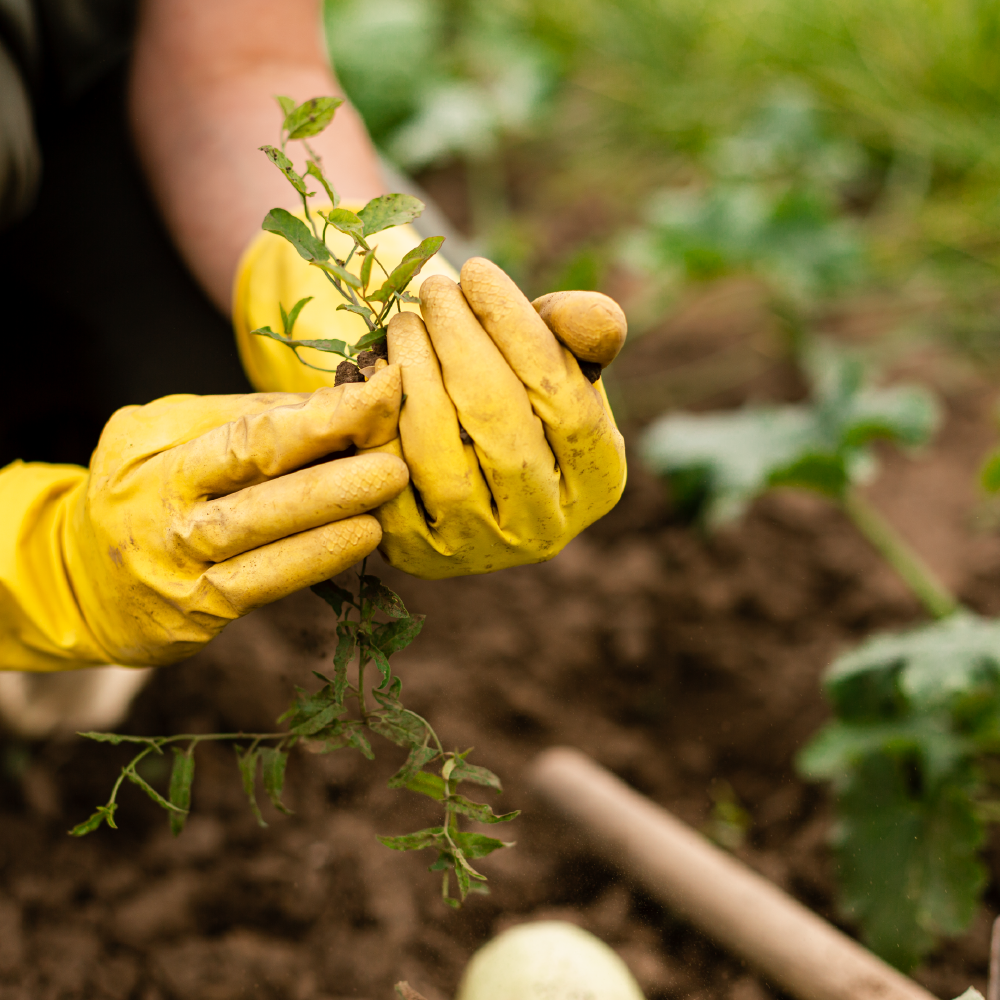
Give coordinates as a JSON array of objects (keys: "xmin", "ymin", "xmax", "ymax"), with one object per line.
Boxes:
[
  {"xmin": 0, "ymin": 371, "xmax": 406, "ymax": 671},
  {"xmin": 233, "ymin": 214, "xmax": 626, "ymax": 579}
]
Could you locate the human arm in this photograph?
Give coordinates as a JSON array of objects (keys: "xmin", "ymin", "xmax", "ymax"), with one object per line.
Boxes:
[{"xmin": 128, "ymin": 0, "xmax": 384, "ymax": 313}]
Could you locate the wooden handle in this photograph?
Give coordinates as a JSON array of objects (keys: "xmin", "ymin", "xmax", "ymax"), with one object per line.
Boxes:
[
  {"xmin": 532, "ymin": 291, "xmax": 627, "ymax": 368},
  {"xmin": 529, "ymin": 747, "xmax": 940, "ymax": 1000}
]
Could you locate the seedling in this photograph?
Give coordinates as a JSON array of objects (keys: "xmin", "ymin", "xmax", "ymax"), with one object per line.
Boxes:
[
  {"xmin": 640, "ymin": 335, "xmax": 1000, "ymax": 968},
  {"xmin": 69, "ymin": 99, "xmax": 515, "ymax": 909},
  {"xmin": 249, "ymin": 95, "xmax": 444, "ymax": 379}
]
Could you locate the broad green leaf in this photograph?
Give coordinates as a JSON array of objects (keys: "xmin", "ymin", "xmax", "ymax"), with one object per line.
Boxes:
[
  {"xmin": 376, "ymin": 826, "xmax": 446, "ymax": 852},
  {"xmin": 355, "ymin": 328, "xmax": 388, "ymax": 351},
  {"xmin": 311, "ymin": 580, "xmax": 354, "ymax": 617},
  {"xmin": 372, "ymin": 236, "xmax": 445, "ymax": 300},
  {"xmin": 69, "ymin": 804, "xmax": 117, "ymax": 836},
  {"xmin": 283, "ymin": 96, "xmax": 344, "ymax": 139},
  {"xmin": 306, "ymin": 159, "xmax": 338, "ymax": 207},
  {"xmin": 261, "ymin": 747, "xmax": 292, "ymax": 815},
  {"xmin": 831, "ymin": 751, "xmax": 984, "ymax": 970},
  {"xmin": 450, "ymin": 760, "xmax": 503, "ymax": 792},
  {"xmin": 448, "ymin": 795, "xmax": 520, "ymax": 824},
  {"xmin": 323, "ymin": 207, "xmax": 366, "ymax": 241},
  {"xmin": 235, "ymin": 746, "xmax": 266, "ymax": 827},
  {"xmin": 259, "ymin": 146, "xmax": 309, "ymax": 197},
  {"xmin": 262, "ymin": 208, "xmax": 330, "ymax": 263},
  {"xmin": 358, "ymin": 193, "xmax": 425, "ymax": 236},
  {"xmin": 388, "ymin": 746, "xmax": 440, "ymax": 789},
  {"xmin": 288, "ymin": 702, "xmax": 342, "ymax": 737},
  {"xmin": 275, "ymin": 95, "xmax": 296, "ymax": 118},
  {"xmin": 372, "ymin": 615, "xmax": 425, "ymax": 656},
  {"xmin": 453, "ymin": 831, "xmax": 514, "ymax": 858},
  {"xmin": 404, "ymin": 771, "xmax": 447, "ymax": 801},
  {"xmin": 282, "ymin": 296, "xmax": 313, "ymax": 338},
  {"xmin": 168, "ymin": 748, "xmax": 195, "ymax": 836}
]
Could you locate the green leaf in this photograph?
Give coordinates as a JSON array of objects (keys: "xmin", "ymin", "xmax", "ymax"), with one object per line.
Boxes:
[
  {"xmin": 322, "ymin": 207, "xmax": 366, "ymax": 242},
  {"xmin": 447, "ymin": 795, "xmax": 520, "ymax": 824},
  {"xmin": 361, "ymin": 576, "xmax": 409, "ymax": 618},
  {"xmin": 314, "ymin": 260, "xmax": 364, "ymax": 290},
  {"xmin": 367, "ymin": 236, "xmax": 444, "ymax": 303},
  {"xmin": 78, "ymin": 732, "xmax": 154, "ymax": 745},
  {"xmin": 260, "ymin": 146, "xmax": 309, "ymax": 197},
  {"xmin": 69, "ymin": 803, "xmax": 117, "ymax": 836},
  {"xmin": 355, "ymin": 328, "xmax": 388, "ymax": 351},
  {"xmin": 337, "ymin": 302, "xmax": 374, "ymax": 322},
  {"xmin": 261, "ymin": 747, "xmax": 292, "ymax": 815},
  {"xmin": 283, "ymin": 96, "xmax": 344, "ymax": 140},
  {"xmin": 372, "ymin": 615, "xmax": 425, "ymax": 656},
  {"xmin": 453, "ymin": 831, "xmax": 514, "ymax": 858},
  {"xmin": 376, "ymin": 826, "xmax": 446, "ymax": 852},
  {"xmin": 312, "ymin": 580, "xmax": 354, "ymax": 617},
  {"xmin": 404, "ymin": 771, "xmax": 448, "ymax": 801},
  {"xmin": 262, "ymin": 208, "xmax": 330, "ymax": 263},
  {"xmin": 125, "ymin": 767, "xmax": 185, "ymax": 814},
  {"xmin": 981, "ymin": 450, "xmax": 1000, "ymax": 493},
  {"xmin": 306, "ymin": 159, "xmax": 339, "ymax": 207},
  {"xmin": 358, "ymin": 193, "xmax": 425, "ymax": 236},
  {"xmin": 281, "ymin": 296, "xmax": 313, "ymax": 338},
  {"xmin": 450, "ymin": 760, "xmax": 503, "ymax": 792},
  {"xmin": 831, "ymin": 751, "xmax": 985, "ymax": 970},
  {"xmin": 388, "ymin": 746, "xmax": 440, "ymax": 789},
  {"xmin": 367, "ymin": 644, "xmax": 391, "ymax": 686},
  {"xmin": 235, "ymin": 746, "xmax": 266, "ymax": 827},
  {"xmin": 275, "ymin": 95, "xmax": 296, "ymax": 118},
  {"xmin": 360, "ymin": 251, "xmax": 374, "ymax": 291},
  {"xmin": 168, "ymin": 748, "xmax": 195, "ymax": 836}
]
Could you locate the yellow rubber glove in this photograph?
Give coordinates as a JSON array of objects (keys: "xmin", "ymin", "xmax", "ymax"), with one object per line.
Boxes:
[
  {"xmin": 233, "ymin": 216, "xmax": 625, "ymax": 579},
  {"xmin": 0, "ymin": 369, "xmax": 406, "ymax": 671},
  {"xmin": 371, "ymin": 259, "xmax": 626, "ymax": 578},
  {"xmin": 232, "ymin": 204, "xmax": 457, "ymax": 394}
]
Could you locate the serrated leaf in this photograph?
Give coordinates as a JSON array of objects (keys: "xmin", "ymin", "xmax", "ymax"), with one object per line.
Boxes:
[
  {"xmin": 283, "ymin": 96, "xmax": 343, "ymax": 139},
  {"xmin": 358, "ymin": 193, "xmax": 425, "ymax": 236},
  {"xmin": 454, "ymin": 831, "xmax": 514, "ymax": 858},
  {"xmin": 448, "ymin": 795, "xmax": 519, "ymax": 824},
  {"xmin": 260, "ymin": 146, "xmax": 309, "ymax": 197},
  {"xmin": 312, "ymin": 580, "xmax": 354, "ymax": 617},
  {"xmin": 168, "ymin": 748, "xmax": 195, "ymax": 836},
  {"xmin": 306, "ymin": 159, "xmax": 338, "ymax": 207},
  {"xmin": 235, "ymin": 746, "xmax": 266, "ymax": 827},
  {"xmin": 376, "ymin": 826, "xmax": 446, "ymax": 852},
  {"xmin": 450, "ymin": 760, "xmax": 503, "ymax": 792},
  {"xmin": 361, "ymin": 576, "xmax": 409, "ymax": 618},
  {"xmin": 388, "ymin": 746, "xmax": 440, "ymax": 789},
  {"xmin": 323, "ymin": 207, "xmax": 365, "ymax": 241},
  {"xmin": 262, "ymin": 208, "xmax": 330, "ymax": 263},
  {"xmin": 69, "ymin": 803, "xmax": 117, "ymax": 836},
  {"xmin": 261, "ymin": 747, "xmax": 292, "ymax": 815},
  {"xmin": 372, "ymin": 616, "xmax": 425, "ymax": 656}
]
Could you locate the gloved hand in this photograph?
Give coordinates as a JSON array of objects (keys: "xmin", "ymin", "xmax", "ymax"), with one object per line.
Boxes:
[
  {"xmin": 0, "ymin": 368, "xmax": 406, "ymax": 671},
  {"xmin": 233, "ymin": 217, "xmax": 626, "ymax": 579},
  {"xmin": 370, "ymin": 258, "xmax": 626, "ymax": 578}
]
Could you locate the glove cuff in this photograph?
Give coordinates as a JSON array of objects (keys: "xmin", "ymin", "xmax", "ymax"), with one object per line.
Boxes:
[{"xmin": 0, "ymin": 460, "xmax": 112, "ymax": 671}]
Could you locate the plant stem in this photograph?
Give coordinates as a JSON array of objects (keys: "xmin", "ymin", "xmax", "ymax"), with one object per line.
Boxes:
[{"xmin": 841, "ymin": 488, "xmax": 959, "ymax": 620}]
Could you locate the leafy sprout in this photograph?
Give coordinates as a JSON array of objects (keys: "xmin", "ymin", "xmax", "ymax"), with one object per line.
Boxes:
[
  {"xmin": 71, "ymin": 568, "xmax": 517, "ymax": 908},
  {"xmin": 251, "ymin": 96, "xmax": 445, "ymax": 372}
]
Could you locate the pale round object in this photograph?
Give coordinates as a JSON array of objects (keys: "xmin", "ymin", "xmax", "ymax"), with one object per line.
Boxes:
[{"xmin": 455, "ymin": 921, "xmax": 646, "ymax": 1000}]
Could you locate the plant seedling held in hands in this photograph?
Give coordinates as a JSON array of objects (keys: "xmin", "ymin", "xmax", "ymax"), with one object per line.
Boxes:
[{"xmin": 251, "ymin": 95, "xmax": 445, "ymax": 381}]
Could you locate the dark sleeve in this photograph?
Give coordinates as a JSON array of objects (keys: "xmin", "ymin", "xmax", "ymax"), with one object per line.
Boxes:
[{"xmin": 0, "ymin": 0, "xmax": 41, "ymax": 229}]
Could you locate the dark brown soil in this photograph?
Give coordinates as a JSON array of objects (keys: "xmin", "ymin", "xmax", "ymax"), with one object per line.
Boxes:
[{"xmin": 3, "ymin": 293, "xmax": 1000, "ymax": 1000}]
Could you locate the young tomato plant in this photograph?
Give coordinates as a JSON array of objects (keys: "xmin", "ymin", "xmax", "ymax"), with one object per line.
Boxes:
[
  {"xmin": 250, "ymin": 95, "xmax": 444, "ymax": 382},
  {"xmin": 640, "ymin": 334, "xmax": 1000, "ymax": 969},
  {"xmin": 69, "ymin": 98, "xmax": 516, "ymax": 909}
]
